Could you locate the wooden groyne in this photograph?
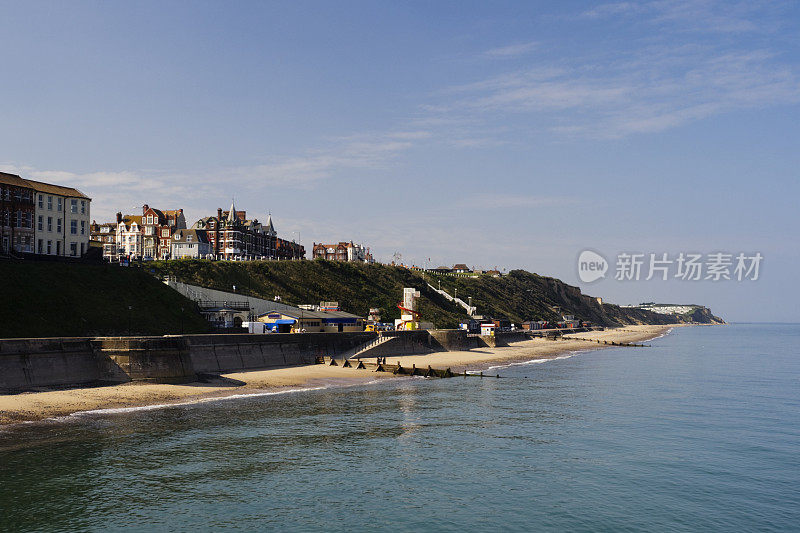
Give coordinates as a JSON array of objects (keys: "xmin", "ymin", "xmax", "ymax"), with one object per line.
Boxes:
[
  {"xmin": 320, "ymin": 356, "xmax": 501, "ymax": 379},
  {"xmin": 559, "ymin": 336, "xmax": 650, "ymax": 347}
]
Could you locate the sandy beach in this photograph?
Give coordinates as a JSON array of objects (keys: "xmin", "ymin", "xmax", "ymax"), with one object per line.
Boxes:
[{"xmin": 0, "ymin": 325, "xmax": 674, "ymax": 425}]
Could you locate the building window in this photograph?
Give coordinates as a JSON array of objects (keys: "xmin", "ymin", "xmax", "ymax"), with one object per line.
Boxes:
[
  {"xmin": 57, "ymin": 218, "xmax": 62, "ymax": 233},
  {"xmin": 81, "ymin": 201, "xmax": 86, "ymax": 214},
  {"xmin": 80, "ymin": 243, "xmax": 85, "ymax": 255},
  {"xmin": 46, "ymin": 217, "xmax": 52, "ymax": 232},
  {"xmin": 47, "ymin": 196, "xmax": 53, "ymax": 210},
  {"xmin": 38, "ymin": 195, "xmax": 43, "ymax": 208},
  {"xmin": 37, "ymin": 239, "xmax": 43, "ymax": 254},
  {"xmin": 47, "ymin": 240, "xmax": 52, "ymax": 254},
  {"xmin": 81, "ymin": 220, "xmax": 85, "ymax": 235},
  {"xmin": 71, "ymin": 199, "xmax": 78, "ymax": 214},
  {"xmin": 56, "ymin": 241, "xmax": 61, "ymax": 255},
  {"xmin": 70, "ymin": 242, "xmax": 77, "ymax": 256},
  {"xmin": 71, "ymin": 220, "xmax": 77, "ymax": 235},
  {"xmin": 57, "ymin": 198, "xmax": 62, "ymax": 212}
]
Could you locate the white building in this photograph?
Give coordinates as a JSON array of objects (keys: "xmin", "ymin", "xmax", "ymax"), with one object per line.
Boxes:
[
  {"xmin": 28, "ymin": 180, "xmax": 91, "ymax": 257},
  {"xmin": 171, "ymin": 229, "xmax": 212, "ymax": 259},
  {"xmin": 115, "ymin": 214, "xmax": 143, "ymax": 259}
]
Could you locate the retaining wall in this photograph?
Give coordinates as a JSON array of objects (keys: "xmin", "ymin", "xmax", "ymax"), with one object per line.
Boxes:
[
  {"xmin": 0, "ymin": 332, "xmax": 376, "ymax": 392},
  {"xmin": 0, "ymin": 337, "xmax": 108, "ymax": 391},
  {"xmin": 0, "ymin": 330, "xmax": 519, "ymax": 392},
  {"xmin": 356, "ymin": 331, "xmax": 435, "ymax": 359},
  {"xmin": 186, "ymin": 332, "xmax": 375, "ymax": 373}
]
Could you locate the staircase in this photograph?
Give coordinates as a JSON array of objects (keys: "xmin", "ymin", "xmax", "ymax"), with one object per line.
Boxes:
[
  {"xmin": 339, "ymin": 335, "xmax": 395, "ymax": 360},
  {"xmin": 427, "ymin": 283, "xmax": 477, "ymax": 316}
]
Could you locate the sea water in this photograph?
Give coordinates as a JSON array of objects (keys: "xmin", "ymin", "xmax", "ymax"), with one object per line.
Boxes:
[{"xmin": 1, "ymin": 324, "xmax": 798, "ymax": 532}]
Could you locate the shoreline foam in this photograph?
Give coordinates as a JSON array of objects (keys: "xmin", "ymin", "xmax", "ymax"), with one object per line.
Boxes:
[{"xmin": 0, "ymin": 325, "xmax": 676, "ymax": 426}]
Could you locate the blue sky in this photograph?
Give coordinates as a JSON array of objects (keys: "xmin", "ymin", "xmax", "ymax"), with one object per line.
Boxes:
[{"xmin": 2, "ymin": 1, "xmax": 798, "ymax": 322}]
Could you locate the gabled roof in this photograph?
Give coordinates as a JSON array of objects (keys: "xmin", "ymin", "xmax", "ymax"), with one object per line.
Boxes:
[
  {"xmin": 0, "ymin": 171, "xmax": 31, "ymax": 188},
  {"xmin": 120, "ymin": 215, "xmax": 143, "ymax": 227},
  {"xmin": 172, "ymin": 229, "xmax": 210, "ymax": 244},
  {"xmin": 25, "ymin": 179, "xmax": 90, "ymax": 199}
]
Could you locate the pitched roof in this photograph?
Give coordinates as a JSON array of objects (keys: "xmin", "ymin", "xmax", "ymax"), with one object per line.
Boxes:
[
  {"xmin": 25, "ymin": 179, "xmax": 90, "ymax": 199},
  {"xmin": 172, "ymin": 229, "xmax": 209, "ymax": 244},
  {"xmin": 258, "ymin": 309, "xmax": 362, "ymax": 320},
  {"xmin": 120, "ymin": 215, "xmax": 143, "ymax": 227},
  {"xmin": 0, "ymin": 171, "xmax": 31, "ymax": 188}
]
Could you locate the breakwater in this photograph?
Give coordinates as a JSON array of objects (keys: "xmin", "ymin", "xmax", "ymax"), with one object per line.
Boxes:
[
  {"xmin": 0, "ymin": 332, "xmax": 373, "ymax": 392},
  {"xmin": 0, "ymin": 330, "xmax": 529, "ymax": 392}
]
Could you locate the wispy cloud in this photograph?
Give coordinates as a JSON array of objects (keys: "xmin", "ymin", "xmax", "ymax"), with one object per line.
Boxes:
[
  {"xmin": 426, "ymin": 1, "xmax": 800, "ymax": 139},
  {"xmin": 481, "ymin": 41, "xmax": 538, "ymax": 59},
  {"xmin": 0, "ymin": 131, "xmax": 423, "ymax": 223},
  {"xmin": 582, "ymin": 0, "xmax": 783, "ymax": 33}
]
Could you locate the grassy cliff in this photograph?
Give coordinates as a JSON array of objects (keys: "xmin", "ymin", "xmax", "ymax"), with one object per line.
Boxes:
[
  {"xmin": 0, "ymin": 261, "xmax": 209, "ymax": 338},
  {"xmin": 1, "ymin": 259, "xmax": 721, "ymax": 339},
  {"xmin": 147, "ymin": 260, "xmax": 706, "ymax": 328}
]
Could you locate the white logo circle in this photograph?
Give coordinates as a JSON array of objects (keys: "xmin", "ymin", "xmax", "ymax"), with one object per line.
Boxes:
[{"xmin": 578, "ymin": 250, "xmax": 608, "ymax": 283}]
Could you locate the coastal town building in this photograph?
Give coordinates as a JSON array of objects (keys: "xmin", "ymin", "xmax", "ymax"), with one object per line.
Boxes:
[
  {"xmin": 312, "ymin": 241, "xmax": 373, "ymax": 262},
  {"xmin": 90, "ymin": 221, "xmax": 117, "ymax": 258},
  {"xmin": 275, "ymin": 236, "xmax": 304, "ymax": 260},
  {"xmin": 257, "ymin": 309, "xmax": 365, "ymax": 333},
  {"xmin": 141, "ymin": 205, "xmax": 187, "ymax": 259},
  {"xmin": 103, "ymin": 205, "xmax": 186, "ymax": 260},
  {"xmin": 171, "ymin": 229, "xmax": 212, "ymax": 259},
  {"xmin": 192, "ymin": 203, "xmax": 304, "ymax": 260},
  {"xmin": 114, "ymin": 214, "xmax": 143, "ymax": 259},
  {"xmin": 1, "ymin": 171, "xmax": 92, "ymax": 258},
  {"xmin": 29, "ymin": 180, "xmax": 92, "ymax": 258},
  {"xmin": 96, "ymin": 200, "xmax": 304, "ymax": 262},
  {"xmin": 0, "ymin": 172, "xmax": 35, "ymax": 255}
]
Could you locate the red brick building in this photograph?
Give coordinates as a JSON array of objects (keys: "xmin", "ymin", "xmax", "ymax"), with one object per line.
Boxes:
[
  {"xmin": 0, "ymin": 172, "xmax": 35, "ymax": 255},
  {"xmin": 141, "ymin": 204, "xmax": 186, "ymax": 259}
]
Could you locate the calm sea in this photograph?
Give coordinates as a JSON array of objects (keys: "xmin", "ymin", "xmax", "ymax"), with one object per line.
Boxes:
[{"xmin": 1, "ymin": 324, "xmax": 799, "ymax": 532}]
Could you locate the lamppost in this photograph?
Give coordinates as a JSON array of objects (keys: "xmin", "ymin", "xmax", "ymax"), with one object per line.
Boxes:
[{"xmin": 127, "ymin": 305, "xmax": 132, "ymax": 336}]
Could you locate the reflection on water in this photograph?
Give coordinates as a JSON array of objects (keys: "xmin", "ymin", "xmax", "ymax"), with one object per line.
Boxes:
[{"xmin": 2, "ymin": 324, "xmax": 799, "ymax": 532}]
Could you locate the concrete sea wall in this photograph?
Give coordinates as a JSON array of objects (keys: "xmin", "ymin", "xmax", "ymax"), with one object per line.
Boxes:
[
  {"xmin": 0, "ymin": 330, "xmax": 523, "ymax": 392},
  {"xmin": 0, "ymin": 332, "xmax": 376, "ymax": 392}
]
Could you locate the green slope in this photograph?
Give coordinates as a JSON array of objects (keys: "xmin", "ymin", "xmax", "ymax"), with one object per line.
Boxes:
[
  {"xmin": 147, "ymin": 260, "xmax": 698, "ymax": 328},
  {"xmin": 0, "ymin": 261, "xmax": 209, "ymax": 338},
  {"xmin": 2, "ymin": 259, "xmax": 720, "ymax": 339}
]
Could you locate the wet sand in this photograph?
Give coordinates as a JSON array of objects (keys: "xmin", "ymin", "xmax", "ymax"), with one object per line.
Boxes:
[{"xmin": 0, "ymin": 325, "xmax": 675, "ymax": 425}]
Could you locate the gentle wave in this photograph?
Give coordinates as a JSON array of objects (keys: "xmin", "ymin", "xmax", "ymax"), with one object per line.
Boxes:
[
  {"xmin": 39, "ymin": 377, "xmax": 405, "ymax": 424},
  {"xmin": 465, "ymin": 349, "xmax": 595, "ymax": 375},
  {"xmin": 68, "ymin": 386, "xmax": 330, "ymax": 418}
]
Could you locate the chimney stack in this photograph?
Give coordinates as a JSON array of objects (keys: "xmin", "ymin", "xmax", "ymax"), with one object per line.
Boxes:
[
  {"xmin": 217, "ymin": 208, "xmax": 223, "ymax": 220},
  {"xmin": 116, "ymin": 212, "xmax": 122, "ymax": 223}
]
